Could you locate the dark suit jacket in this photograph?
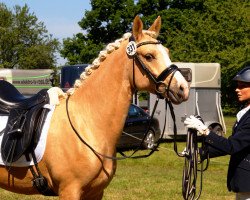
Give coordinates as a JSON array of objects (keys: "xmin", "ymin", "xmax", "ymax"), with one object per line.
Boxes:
[{"xmin": 205, "ymin": 109, "xmax": 250, "ymax": 192}]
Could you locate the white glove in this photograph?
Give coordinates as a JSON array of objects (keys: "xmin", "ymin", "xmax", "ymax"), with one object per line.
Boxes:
[
  {"xmin": 181, "ymin": 147, "xmax": 187, "ymax": 156},
  {"xmin": 184, "ymin": 115, "xmax": 210, "ymax": 136}
]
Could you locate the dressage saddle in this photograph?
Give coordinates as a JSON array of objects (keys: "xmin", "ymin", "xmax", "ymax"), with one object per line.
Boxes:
[{"xmin": 0, "ymin": 80, "xmax": 50, "ymax": 164}]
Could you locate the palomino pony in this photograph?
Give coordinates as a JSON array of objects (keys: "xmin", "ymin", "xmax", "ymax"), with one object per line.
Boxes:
[{"xmin": 0, "ymin": 16, "xmax": 189, "ymax": 199}]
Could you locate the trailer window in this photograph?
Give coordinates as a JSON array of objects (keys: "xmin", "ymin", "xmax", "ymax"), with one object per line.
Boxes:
[{"xmin": 179, "ymin": 68, "xmax": 192, "ymax": 82}]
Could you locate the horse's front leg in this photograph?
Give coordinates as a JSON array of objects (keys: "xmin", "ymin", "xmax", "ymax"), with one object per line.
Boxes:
[
  {"xmin": 58, "ymin": 185, "xmax": 104, "ymax": 200},
  {"xmin": 84, "ymin": 191, "xmax": 104, "ymax": 200},
  {"xmin": 58, "ymin": 185, "xmax": 83, "ymax": 200}
]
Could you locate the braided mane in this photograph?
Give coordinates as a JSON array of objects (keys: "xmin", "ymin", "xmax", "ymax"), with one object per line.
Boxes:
[{"xmin": 67, "ymin": 30, "xmax": 157, "ymax": 95}]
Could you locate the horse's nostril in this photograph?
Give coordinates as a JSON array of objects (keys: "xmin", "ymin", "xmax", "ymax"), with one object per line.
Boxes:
[
  {"xmin": 179, "ymin": 85, "xmax": 185, "ymax": 94},
  {"xmin": 178, "ymin": 89, "xmax": 184, "ymax": 98}
]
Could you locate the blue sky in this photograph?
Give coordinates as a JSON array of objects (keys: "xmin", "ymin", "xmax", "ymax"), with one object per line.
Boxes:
[{"xmin": 1, "ymin": 0, "xmax": 91, "ymax": 65}]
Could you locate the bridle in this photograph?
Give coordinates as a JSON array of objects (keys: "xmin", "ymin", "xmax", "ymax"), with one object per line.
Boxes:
[
  {"xmin": 65, "ymin": 35, "xmax": 208, "ymax": 199},
  {"xmin": 127, "ymin": 35, "xmax": 179, "ymax": 98},
  {"xmin": 65, "ymin": 35, "xmax": 180, "ymax": 160}
]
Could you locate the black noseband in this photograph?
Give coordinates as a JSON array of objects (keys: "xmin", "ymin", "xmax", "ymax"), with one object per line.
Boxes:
[{"xmin": 156, "ymin": 64, "xmax": 179, "ymax": 82}]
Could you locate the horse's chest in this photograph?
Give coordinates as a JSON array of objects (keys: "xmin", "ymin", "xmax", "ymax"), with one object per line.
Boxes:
[{"xmin": 91, "ymin": 160, "xmax": 117, "ymax": 188}]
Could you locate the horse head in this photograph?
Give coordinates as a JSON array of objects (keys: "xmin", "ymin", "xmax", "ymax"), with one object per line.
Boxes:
[{"xmin": 128, "ymin": 15, "xmax": 189, "ymax": 104}]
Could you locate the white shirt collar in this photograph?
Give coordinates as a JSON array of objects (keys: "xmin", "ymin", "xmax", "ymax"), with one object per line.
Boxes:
[{"xmin": 237, "ymin": 105, "xmax": 250, "ymax": 122}]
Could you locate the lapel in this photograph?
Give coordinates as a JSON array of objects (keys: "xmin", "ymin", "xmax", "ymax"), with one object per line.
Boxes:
[{"xmin": 233, "ymin": 109, "xmax": 250, "ymax": 135}]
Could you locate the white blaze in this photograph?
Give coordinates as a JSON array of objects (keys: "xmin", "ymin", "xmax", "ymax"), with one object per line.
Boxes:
[
  {"xmin": 157, "ymin": 44, "xmax": 172, "ymax": 67},
  {"xmin": 157, "ymin": 44, "xmax": 188, "ymax": 89}
]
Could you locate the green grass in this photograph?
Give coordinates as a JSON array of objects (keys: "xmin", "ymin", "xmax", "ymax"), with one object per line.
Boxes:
[
  {"xmin": 0, "ymin": 116, "xmax": 236, "ymax": 200},
  {"xmin": 103, "ymin": 143, "xmax": 234, "ymax": 200}
]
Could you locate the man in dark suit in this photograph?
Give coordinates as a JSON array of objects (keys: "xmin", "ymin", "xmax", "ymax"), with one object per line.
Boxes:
[{"xmin": 184, "ymin": 66, "xmax": 250, "ymax": 200}]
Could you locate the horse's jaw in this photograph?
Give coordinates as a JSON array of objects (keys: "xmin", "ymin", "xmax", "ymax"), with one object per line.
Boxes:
[
  {"xmin": 167, "ymin": 86, "xmax": 189, "ymax": 104},
  {"xmin": 164, "ymin": 71, "xmax": 190, "ymax": 104},
  {"xmin": 158, "ymin": 79, "xmax": 190, "ymax": 104}
]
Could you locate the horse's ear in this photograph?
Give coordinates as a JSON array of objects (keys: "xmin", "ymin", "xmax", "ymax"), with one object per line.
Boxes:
[
  {"xmin": 132, "ymin": 15, "xmax": 143, "ymax": 41},
  {"xmin": 148, "ymin": 16, "xmax": 161, "ymax": 38}
]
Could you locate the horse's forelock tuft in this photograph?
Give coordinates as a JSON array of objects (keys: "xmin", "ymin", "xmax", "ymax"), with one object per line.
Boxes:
[{"xmin": 143, "ymin": 30, "xmax": 157, "ymax": 39}]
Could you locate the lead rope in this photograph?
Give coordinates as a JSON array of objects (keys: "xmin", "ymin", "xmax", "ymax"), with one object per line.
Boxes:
[
  {"xmin": 67, "ymin": 92, "xmax": 209, "ymax": 199},
  {"xmin": 182, "ymin": 129, "xmax": 209, "ymax": 200},
  {"xmin": 118, "ymin": 96, "xmax": 168, "ymax": 159},
  {"xmin": 168, "ymin": 99, "xmax": 209, "ymax": 200},
  {"xmin": 182, "ymin": 129, "xmax": 199, "ymax": 200},
  {"xmin": 66, "ymin": 95, "xmax": 162, "ymax": 160}
]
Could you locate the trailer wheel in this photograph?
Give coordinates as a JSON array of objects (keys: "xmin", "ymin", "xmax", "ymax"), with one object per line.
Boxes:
[{"xmin": 208, "ymin": 124, "xmax": 224, "ymax": 137}]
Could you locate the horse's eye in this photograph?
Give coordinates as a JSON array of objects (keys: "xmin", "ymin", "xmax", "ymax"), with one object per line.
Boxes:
[{"xmin": 144, "ymin": 54, "xmax": 154, "ymax": 62}]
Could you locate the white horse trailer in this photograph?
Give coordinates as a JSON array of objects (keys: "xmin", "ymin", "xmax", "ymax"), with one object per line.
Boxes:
[
  {"xmin": 147, "ymin": 63, "xmax": 226, "ymax": 138},
  {"xmin": 0, "ymin": 69, "xmax": 53, "ymax": 96}
]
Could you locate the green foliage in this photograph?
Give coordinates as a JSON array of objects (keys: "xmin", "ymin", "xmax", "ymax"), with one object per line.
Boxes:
[
  {"xmin": 60, "ymin": 0, "xmax": 250, "ymax": 108},
  {"xmin": 61, "ymin": 0, "xmax": 137, "ymax": 64},
  {"xmin": 222, "ymin": 105, "xmax": 238, "ymax": 116},
  {"xmin": 0, "ymin": 3, "xmax": 59, "ymax": 69},
  {"xmin": 138, "ymin": 91, "xmax": 149, "ymax": 101}
]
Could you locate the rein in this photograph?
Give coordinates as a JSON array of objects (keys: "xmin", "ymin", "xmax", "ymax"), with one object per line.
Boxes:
[
  {"xmin": 65, "ymin": 35, "xmax": 180, "ymax": 160},
  {"xmin": 169, "ymin": 100, "xmax": 209, "ymax": 200},
  {"xmin": 181, "ymin": 129, "xmax": 209, "ymax": 200},
  {"xmin": 65, "ymin": 35, "xmax": 208, "ymax": 199},
  {"xmin": 66, "ymin": 89, "xmax": 209, "ymax": 200},
  {"xmin": 66, "ymin": 95, "xmax": 164, "ymax": 160},
  {"xmin": 65, "ymin": 36, "xmax": 177, "ymax": 160}
]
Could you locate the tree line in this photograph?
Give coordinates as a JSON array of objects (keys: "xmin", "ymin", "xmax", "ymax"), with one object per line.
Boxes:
[
  {"xmin": 0, "ymin": 0, "xmax": 249, "ymax": 111},
  {"xmin": 0, "ymin": 3, "xmax": 59, "ymax": 69}
]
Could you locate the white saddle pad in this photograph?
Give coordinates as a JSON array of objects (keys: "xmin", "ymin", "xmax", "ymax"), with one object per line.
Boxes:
[{"xmin": 0, "ymin": 105, "xmax": 55, "ymax": 167}]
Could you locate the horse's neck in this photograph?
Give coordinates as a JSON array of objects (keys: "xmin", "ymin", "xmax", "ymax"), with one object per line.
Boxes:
[{"xmin": 69, "ymin": 48, "xmax": 133, "ymax": 146}]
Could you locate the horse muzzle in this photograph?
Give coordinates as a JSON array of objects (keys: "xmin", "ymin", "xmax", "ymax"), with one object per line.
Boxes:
[
  {"xmin": 156, "ymin": 82, "xmax": 190, "ymax": 104},
  {"xmin": 169, "ymin": 85, "xmax": 189, "ymax": 104}
]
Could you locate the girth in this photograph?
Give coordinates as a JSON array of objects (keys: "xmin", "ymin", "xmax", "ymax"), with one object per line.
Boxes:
[{"xmin": 0, "ymin": 80, "xmax": 50, "ymax": 164}]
